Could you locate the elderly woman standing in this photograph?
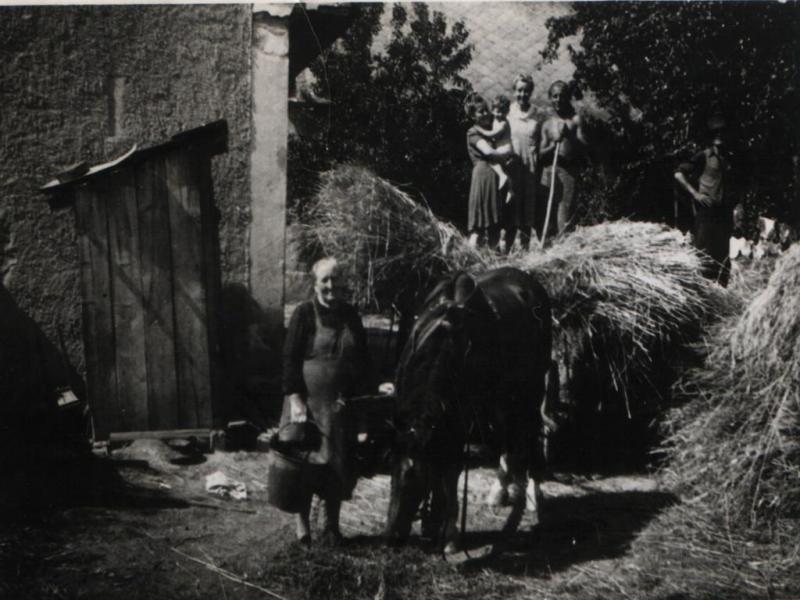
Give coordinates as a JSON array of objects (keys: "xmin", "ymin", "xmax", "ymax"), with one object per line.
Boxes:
[
  {"xmin": 506, "ymin": 74, "xmax": 541, "ymax": 249},
  {"xmin": 466, "ymin": 94, "xmax": 514, "ymax": 249},
  {"xmin": 282, "ymin": 257, "xmax": 370, "ymax": 545}
]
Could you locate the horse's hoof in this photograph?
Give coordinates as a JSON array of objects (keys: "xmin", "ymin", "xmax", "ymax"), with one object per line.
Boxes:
[
  {"xmin": 383, "ymin": 530, "xmax": 407, "ymax": 547},
  {"xmin": 320, "ymin": 528, "xmax": 345, "ymax": 548},
  {"xmin": 485, "ymin": 480, "xmax": 508, "ymax": 508},
  {"xmin": 507, "ymin": 482, "xmax": 525, "ymax": 507},
  {"xmin": 443, "ymin": 541, "xmax": 460, "ymax": 555},
  {"xmin": 525, "ymin": 480, "xmax": 545, "ymax": 522}
]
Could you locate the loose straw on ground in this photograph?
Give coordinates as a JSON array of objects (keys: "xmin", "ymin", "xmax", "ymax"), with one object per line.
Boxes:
[{"xmin": 170, "ymin": 546, "xmax": 290, "ymax": 600}]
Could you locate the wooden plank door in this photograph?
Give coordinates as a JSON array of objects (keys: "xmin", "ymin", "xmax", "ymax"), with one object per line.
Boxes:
[
  {"xmin": 74, "ymin": 182, "xmax": 118, "ymax": 440},
  {"xmin": 166, "ymin": 150, "xmax": 213, "ymax": 428},
  {"xmin": 106, "ymin": 170, "xmax": 149, "ymax": 431},
  {"xmin": 136, "ymin": 157, "xmax": 180, "ymax": 430},
  {"xmin": 196, "ymin": 154, "xmax": 223, "ymax": 427}
]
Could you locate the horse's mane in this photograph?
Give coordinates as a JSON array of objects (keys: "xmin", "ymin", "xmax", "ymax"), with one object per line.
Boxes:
[
  {"xmin": 393, "ymin": 271, "xmax": 503, "ymax": 449},
  {"xmin": 393, "ymin": 301, "xmax": 455, "ymax": 441}
]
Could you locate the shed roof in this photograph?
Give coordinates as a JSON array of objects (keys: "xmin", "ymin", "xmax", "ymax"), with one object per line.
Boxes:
[{"xmin": 40, "ymin": 120, "xmax": 228, "ymax": 207}]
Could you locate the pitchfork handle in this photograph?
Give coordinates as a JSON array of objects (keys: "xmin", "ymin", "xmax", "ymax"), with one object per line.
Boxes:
[{"xmin": 540, "ymin": 141, "xmax": 561, "ymax": 249}]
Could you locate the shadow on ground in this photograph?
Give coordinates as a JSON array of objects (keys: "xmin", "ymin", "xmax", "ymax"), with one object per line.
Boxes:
[
  {"xmin": 457, "ymin": 488, "xmax": 676, "ymax": 575},
  {"xmin": 0, "ymin": 447, "xmax": 192, "ymax": 517}
]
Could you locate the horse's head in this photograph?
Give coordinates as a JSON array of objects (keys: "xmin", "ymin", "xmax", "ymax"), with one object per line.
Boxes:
[{"xmin": 384, "ymin": 272, "xmax": 490, "ymax": 543}]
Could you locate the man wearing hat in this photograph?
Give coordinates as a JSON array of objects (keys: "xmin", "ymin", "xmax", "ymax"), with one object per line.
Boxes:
[{"xmin": 674, "ymin": 113, "xmax": 735, "ymax": 286}]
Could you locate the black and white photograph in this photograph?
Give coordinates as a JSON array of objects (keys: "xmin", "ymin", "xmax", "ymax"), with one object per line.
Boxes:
[{"xmin": 1, "ymin": 1, "xmax": 798, "ymax": 598}]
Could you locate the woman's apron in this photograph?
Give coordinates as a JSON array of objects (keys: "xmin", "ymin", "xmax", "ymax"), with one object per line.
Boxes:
[{"xmin": 280, "ymin": 303, "xmax": 358, "ymax": 500}]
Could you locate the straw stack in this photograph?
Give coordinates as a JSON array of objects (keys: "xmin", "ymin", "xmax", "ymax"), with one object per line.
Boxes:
[
  {"xmin": 666, "ymin": 243, "xmax": 800, "ymax": 528},
  {"xmin": 509, "ymin": 222, "xmax": 738, "ymax": 415},
  {"xmin": 588, "ymin": 246, "xmax": 800, "ymax": 599},
  {"xmin": 302, "ymin": 165, "xmax": 487, "ymax": 312}
]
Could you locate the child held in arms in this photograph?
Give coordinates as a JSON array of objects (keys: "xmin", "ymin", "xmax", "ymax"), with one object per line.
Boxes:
[{"xmin": 474, "ymin": 94, "xmax": 521, "ymax": 206}]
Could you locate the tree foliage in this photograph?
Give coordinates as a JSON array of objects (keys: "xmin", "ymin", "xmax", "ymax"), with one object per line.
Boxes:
[
  {"xmin": 288, "ymin": 3, "xmax": 473, "ymax": 226},
  {"xmin": 544, "ymin": 1, "xmax": 800, "ymax": 228}
]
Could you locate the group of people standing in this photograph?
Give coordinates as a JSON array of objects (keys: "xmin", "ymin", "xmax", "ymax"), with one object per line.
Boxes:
[
  {"xmin": 465, "ymin": 73, "xmax": 736, "ymax": 288},
  {"xmin": 465, "ymin": 75, "xmax": 587, "ymax": 251}
]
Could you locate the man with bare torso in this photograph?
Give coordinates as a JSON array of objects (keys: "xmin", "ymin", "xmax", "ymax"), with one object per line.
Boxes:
[
  {"xmin": 674, "ymin": 113, "xmax": 735, "ymax": 286},
  {"xmin": 538, "ymin": 81, "xmax": 588, "ymax": 239}
]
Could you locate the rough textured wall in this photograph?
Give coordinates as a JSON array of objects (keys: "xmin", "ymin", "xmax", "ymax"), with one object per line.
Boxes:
[
  {"xmin": 104, "ymin": 5, "xmax": 252, "ymax": 292},
  {"xmin": 374, "ymin": 2, "xmax": 577, "ymax": 104},
  {"xmin": 0, "ymin": 5, "xmax": 251, "ymax": 379}
]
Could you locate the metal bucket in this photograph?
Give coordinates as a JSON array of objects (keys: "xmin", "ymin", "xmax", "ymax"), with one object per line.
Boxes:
[
  {"xmin": 266, "ymin": 447, "xmax": 316, "ymax": 513},
  {"xmin": 266, "ymin": 421, "xmax": 324, "ymax": 513}
]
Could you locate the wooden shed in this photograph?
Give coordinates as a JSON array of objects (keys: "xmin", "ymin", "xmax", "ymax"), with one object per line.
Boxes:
[{"xmin": 41, "ymin": 121, "xmax": 227, "ymax": 441}]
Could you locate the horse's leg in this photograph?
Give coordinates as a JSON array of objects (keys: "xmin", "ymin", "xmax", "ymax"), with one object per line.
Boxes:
[
  {"xmin": 422, "ymin": 485, "xmax": 444, "ymax": 541},
  {"xmin": 527, "ymin": 362, "xmax": 559, "ymax": 522},
  {"xmin": 505, "ymin": 367, "xmax": 547, "ymax": 520},
  {"xmin": 526, "ymin": 370, "xmax": 550, "ymax": 526},
  {"xmin": 441, "ymin": 464, "xmax": 462, "ymax": 554},
  {"xmin": 490, "ymin": 387, "xmax": 519, "ymax": 507},
  {"xmin": 486, "ymin": 454, "xmax": 510, "ymax": 508},
  {"xmin": 504, "ymin": 381, "xmax": 533, "ymax": 508}
]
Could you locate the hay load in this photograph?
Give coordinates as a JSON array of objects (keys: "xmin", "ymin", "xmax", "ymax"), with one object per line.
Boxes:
[
  {"xmin": 511, "ymin": 222, "xmax": 737, "ymax": 415},
  {"xmin": 666, "ymin": 243, "xmax": 800, "ymax": 528},
  {"xmin": 302, "ymin": 165, "xmax": 487, "ymax": 312},
  {"xmin": 301, "ymin": 166, "xmax": 735, "ymax": 423}
]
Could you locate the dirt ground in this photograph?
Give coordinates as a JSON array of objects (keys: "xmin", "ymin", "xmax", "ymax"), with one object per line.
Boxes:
[{"xmin": 0, "ymin": 438, "xmax": 676, "ymax": 600}]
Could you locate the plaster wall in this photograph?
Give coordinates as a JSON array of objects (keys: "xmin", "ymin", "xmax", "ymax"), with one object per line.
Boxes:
[
  {"xmin": 250, "ymin": 13, "xmax": 289, "ymax": 336},
  {"xmin": 0, "ymin": 5, "xmax": 252, "ymax": 381}
]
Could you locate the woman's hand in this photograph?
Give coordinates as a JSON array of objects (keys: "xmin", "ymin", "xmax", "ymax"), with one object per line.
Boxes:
[
  {"xmin": 693, "ymin": 190, "xmax": 713, "ymax": 208},
  {"xmin": 288, "ymin": 393, "xmax": 307, "ymax": 423},
  {"xmin": 474, "ymin": 138, "xmax": 510, "ymax": 160}
]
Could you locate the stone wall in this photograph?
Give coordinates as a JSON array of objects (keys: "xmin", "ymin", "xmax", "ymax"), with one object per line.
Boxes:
[{"xmin": 0, "ymin": 4, "xmax": 251, "ymax": 382}]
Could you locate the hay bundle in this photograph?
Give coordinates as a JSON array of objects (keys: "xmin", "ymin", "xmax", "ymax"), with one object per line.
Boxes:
[
  {"xmin": 510, "ymin": 222, "xmax": 738, "ymax": 413},
  {"xmin": 513, "ymin": 221, "xmax": 731, "ymax": 338},
  {"xmin": 302, "ymin": 167, "xmax": 736, "ymax": 419},
  {"xmin": 302, "ymin": 165, "xmax": 486, "ymax": 311},
  {"xmin": 666, "ymin": 243, "xmax": 800, "ymax": 528},
  {"xmin": 582, "ymin": 250, "xmax": 800, "ymax": 599}
]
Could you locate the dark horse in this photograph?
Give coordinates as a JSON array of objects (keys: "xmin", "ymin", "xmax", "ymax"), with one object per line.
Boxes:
[{"xmin": 384, "ymin": 267, "xmax": 552, "ymax": 553}]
